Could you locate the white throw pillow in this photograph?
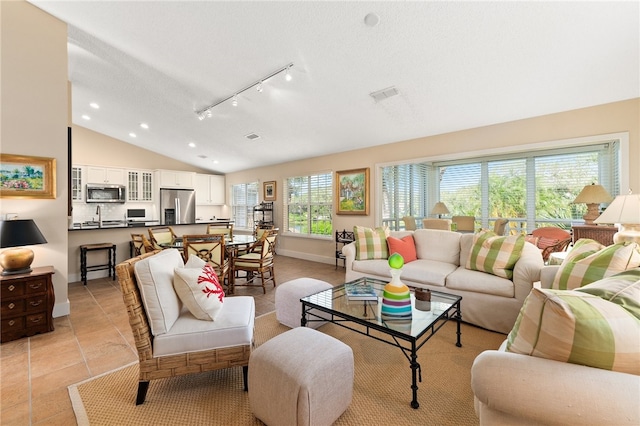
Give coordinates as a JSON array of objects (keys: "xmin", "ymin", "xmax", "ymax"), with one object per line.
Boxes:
[
  {"xmin": 134, "ymin": 249, "xmax": 184, "ymax": 336},
  {"xmin": 174, "ymin": 264, "xmax": 225, "ymax": 321}
]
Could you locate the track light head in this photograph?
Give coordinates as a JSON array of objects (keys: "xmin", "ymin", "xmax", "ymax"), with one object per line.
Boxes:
[
  {"xmin": 232, "ymin": 95, "xmax": 238, "ymax": 107},
  {"xmin": 285, "ymin": 66, "xmax": 292, "ymax": 81},
  {"xmin": 256, "ymin": 81, "xmax": 263, "ymax": 92}
]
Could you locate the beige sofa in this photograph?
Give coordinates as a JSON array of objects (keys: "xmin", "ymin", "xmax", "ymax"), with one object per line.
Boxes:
[
  {"xmin": 342, "ymin": 229, "xmax": 544, "ymax": 334},
  {"xmin": 471, "ymin": 340, "xmax": 640, "ymax": 425}
]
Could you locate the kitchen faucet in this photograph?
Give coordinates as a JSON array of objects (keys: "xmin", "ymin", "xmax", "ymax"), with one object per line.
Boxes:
[{"xmin": 96, "ymin": 205, "xmax": 102, "ymax": 228}]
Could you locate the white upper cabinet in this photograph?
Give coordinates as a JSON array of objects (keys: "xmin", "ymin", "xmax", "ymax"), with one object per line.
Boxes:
[
  {"xmin": 86, "ymin": 166, "xmax": 125, "ymax": 185},
  {"xmin": 195, "ymin": 174, "xmax": 225, "ymax": 205},
  {"xmin": 127, "ymin": 169, "xmax": 154, "ymax": 202},
  {"xmin": 71, "ymin": 165, "xmax": 84, "ymax": 201},
  {"xmin": 157, "ymin": 169, "xmax": 195, "ymax": 189}
]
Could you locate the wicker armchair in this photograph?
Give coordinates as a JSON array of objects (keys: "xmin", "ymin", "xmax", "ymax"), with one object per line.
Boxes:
[
  {"xmin": 206, "ymin": 223, "xmax": 233, "ymax": 241},
  {"xmin": 148, "ymin": 226, "xmax": 177, "ymax": 250},
  {"xmin": 183, "ymin": 234, "xmax": 232, "ymax": 293},
  {"xmin": 422, "ymin": 218, "xmax": 452, "ymax": 230},
  {"xmin": 116, "ymin": 251, "xmax": 253, "ymax": 405},
  {"xmin": 233, "ymin": 229, "xmax": 277, "ymax": 294},
  {"xmin": 452, "ymin": 216, "xmax": 476, "ymax": 232},
  {"xmin": 529, "ymin": 227, "xmax": 572, "ymax": 262},
  {"xmin": 131, "ymin": 233, "xmax": 154, "ymax": 256}
]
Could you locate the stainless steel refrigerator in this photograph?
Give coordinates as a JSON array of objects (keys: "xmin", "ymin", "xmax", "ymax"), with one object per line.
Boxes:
[{"xmin": 159, "ymin": 188, "xmax": 196, "ymax": 225}]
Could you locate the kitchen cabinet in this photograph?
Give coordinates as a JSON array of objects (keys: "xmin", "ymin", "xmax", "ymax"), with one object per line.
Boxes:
[
  {"xmin": 71, "ymin": 165, "xmax": 84, "ymax": 201},
  {"xmin": 195, "ymin": 174, "xmax": 225, "ymax": 205},
  {"xmin": 87, "ymin": 166, "xmax": 125, "ymax": 185},
  {"xmin": 127, "ymin": 169, "xmax": 154, "ymax": 202},
  {"xmin": 0, "ymin": 266, "xmax": 55, "ymax": 343},
  {"xmin": 157, "ymin": 169, "xmax": 195, "ymax": 189}
]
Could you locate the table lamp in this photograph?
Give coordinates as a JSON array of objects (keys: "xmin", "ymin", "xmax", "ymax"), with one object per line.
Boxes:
[
  {"xmin": 572, "ymin": 183, "xmax": 613, "ymax": 225},
  {"xmin": 594, "ymin": 192, "xmax": 640, "ymax": 244},
  {"xmin": 431, "ymin": 202, "xmax": 450, "ymax": 218},
  {"xmin": 0, "ymin": 219, "xmax": 48, "ymax": 275}
]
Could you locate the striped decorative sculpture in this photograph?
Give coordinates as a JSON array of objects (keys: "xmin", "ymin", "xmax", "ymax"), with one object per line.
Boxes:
[{"xmin": 381, "ymin": 253, "xmax": 412, "ymax": 318}]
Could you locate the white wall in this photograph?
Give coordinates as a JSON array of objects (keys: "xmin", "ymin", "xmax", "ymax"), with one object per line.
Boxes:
[{"xmin": 1, "ymin": 1, "xmax": 70, "ymax": 316}]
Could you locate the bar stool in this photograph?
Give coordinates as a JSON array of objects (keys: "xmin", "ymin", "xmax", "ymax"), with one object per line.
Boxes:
[{"xmin": 80, "ymin": 243, "xmax": 116, "ymax": 285}]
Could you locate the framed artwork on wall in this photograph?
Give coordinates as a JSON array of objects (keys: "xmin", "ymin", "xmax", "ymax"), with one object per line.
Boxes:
[
  {"xmin": 336, "ymin": 167, "xmax": 369, "ymax": 215},
  {"xmin": 264, "ymin": 181, "xmax": 276, "ymax": 201},
  {"xmin": 0, "ymin": 154, "xmax": 56, "ymax": 199}
]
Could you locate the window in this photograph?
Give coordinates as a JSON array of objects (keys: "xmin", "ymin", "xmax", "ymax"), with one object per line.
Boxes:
[
  {"xmin": 285, "ymin": 172, "xmax": 332, "ymax": 237},
  {"xmin": 381, "ymin": 140, "xmax": 620, "ymax": 232},
  {"xmin": 231, "ymin": 182, "xmax": 258, "ymax": 228}
]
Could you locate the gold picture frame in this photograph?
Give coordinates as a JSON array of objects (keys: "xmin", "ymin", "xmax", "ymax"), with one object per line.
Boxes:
[
  {"xmin": 336, "ymin": 168, "xmax": 369, "ymax": 215},
  {"xmin": 0, "ymin": 154, "xmax": 56, "ymax": 199},
  {"xmin": 264, "ymin": 181, "xmax": 276, "ymax": 201}
]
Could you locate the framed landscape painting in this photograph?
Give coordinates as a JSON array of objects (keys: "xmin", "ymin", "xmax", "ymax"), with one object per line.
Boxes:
[
  {"xmin": 336, "ymin": 168, "xmax": 369, "ymax": 215},
  {"xmin": 0, "ymin": 154, "xmax": 56, "ymax": 199},
  {"xmin": 264, "ymin": 181, "xmax": 276, "ymax": 201}
]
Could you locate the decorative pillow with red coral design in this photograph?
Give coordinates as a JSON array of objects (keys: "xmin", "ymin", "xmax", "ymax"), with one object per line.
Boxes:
[{"xmin": 174, "ymin": 264, "xmax": 225, "ymax": 321}]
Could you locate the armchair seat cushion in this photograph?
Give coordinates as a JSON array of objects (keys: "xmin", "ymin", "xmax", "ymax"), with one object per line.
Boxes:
[
  {"xmin": 153, "ymin": 296, "xmax": 255, "ymax": 357},
  {"xmin": 446, "ymin": 267, "xmax": 515, "ymax": 298}
]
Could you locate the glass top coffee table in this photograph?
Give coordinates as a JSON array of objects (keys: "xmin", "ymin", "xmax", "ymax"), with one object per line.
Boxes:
[{"xmin": 300, "ymin": 277, "xmax": 462, "ymax": 409}]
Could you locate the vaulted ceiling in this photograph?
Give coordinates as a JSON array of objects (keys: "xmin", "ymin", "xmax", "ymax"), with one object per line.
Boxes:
[{"xmin": 29, "ymin": 1, "xmax": 639, "ymax": 173}]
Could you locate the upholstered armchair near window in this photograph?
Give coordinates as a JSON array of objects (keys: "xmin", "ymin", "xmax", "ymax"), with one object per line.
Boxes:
[
  {"xmin": 206, "ymin": 223, "xmax": 233, "ymax": 241},
  {"xmin": 493, "ymin": 219, "xmax": 509, "ymax": 236},
  {"xmin": 183, "ymin": 234, "xmax": 232, "ymax": 293},
  {"xmin": 402, "ymin": 216, "xmax": 417, "ymax": 231},
  {"xmin": 148, "ymin": 226, "xmax": 177, "ymax": 250},
  {"xmin": 422, "ymin": 218, "xmax": 452, "ymax": 230},
  {"xmin": 452, "ymin": 216, "xmax": 476, "ymax": 232},
  {"xmin": 115, "ymin": 250, "xmax": 254, "ymax": 405},
  {"xmin": 233, "ymin": 230, "xmax": 277, "ymax": 294}
]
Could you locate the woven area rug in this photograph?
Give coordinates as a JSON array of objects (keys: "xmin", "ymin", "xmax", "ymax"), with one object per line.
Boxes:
[{"xmin": 69, "ymin": 312, "xmax": 505, "ymax": 425}]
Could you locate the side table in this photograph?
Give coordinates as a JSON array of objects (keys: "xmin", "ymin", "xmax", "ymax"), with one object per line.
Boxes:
[
  {"xmin": 572, "ymin": 225, "xmax": 617, "ymax": 246},
  {"xmin": 0, "ymin": 266, "xmax": 55, "ymax": 343}
]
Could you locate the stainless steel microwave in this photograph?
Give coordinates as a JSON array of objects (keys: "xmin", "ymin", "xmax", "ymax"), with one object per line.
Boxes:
[{"xmin": 86, "ymin": 184, "xmax": 126, "ymax": 203}]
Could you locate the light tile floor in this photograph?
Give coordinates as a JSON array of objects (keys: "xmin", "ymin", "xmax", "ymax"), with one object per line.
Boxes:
[{"xmin": 0, "ymin": 255, "xmax": 347, "ymax": 425}]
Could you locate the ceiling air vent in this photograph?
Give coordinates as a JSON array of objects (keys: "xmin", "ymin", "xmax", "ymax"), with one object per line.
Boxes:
[
  {"xmin": 245, "ymin": 133, "xmax": 260, "ymax": 141},
  {"xmin": 197, "ymin": 154, "xmax": 207, "ymax": 159},
  {"xmin": 369, "ymin": 86, "xmax": 399, "ymax": 102}
]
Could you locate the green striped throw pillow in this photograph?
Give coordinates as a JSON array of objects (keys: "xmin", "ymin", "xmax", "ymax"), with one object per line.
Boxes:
[
  {"xmin": 354, "ymin": 226, "xmax": 390, "ymax": 260},
  {"xmin": 576, "ymin": 269, "xmax": 640, "ymax": 320},
  {"xmin": 552, "ymin": 239, "xmax": 640, "ymax": 290},
  {"xmin": 466, "ymin": 230, "xmax": 524, "ymax": 279},
  {"xmin": 506, "ymin": 287, "xmax": 640, "ymax": 375}
]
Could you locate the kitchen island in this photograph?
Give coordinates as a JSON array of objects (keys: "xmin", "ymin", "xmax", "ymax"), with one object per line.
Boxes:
[{"xmin": 68, "ymin": 222, "xmax": 239, "ymax": 283}]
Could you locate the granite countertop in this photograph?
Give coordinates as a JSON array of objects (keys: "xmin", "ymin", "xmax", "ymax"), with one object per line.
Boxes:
[{"xmin": 69, "ymin": 220, "xmax": 232, "ymax": 231}]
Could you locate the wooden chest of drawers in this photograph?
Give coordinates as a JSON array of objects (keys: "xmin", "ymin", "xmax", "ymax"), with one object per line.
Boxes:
[{"xmin": 1, "ymin": 266, "xmax": 55, "ymax": 343}]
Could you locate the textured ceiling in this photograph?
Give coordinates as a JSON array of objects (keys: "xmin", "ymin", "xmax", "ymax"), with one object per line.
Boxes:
[{"xmin": 28, "ymin": 1, "xmax": 640, "ymax": 173}]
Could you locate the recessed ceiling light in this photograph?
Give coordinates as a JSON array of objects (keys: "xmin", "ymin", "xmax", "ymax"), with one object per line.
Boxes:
[
  {"xmin": 81, "ymin": 114, "xmax": 91, "ymax": 120},
  {"xmin": 140, "ymin": 123, "xmax": 149, "ymax": 129},
  {"xmin": 90, "ymin": 102, "xmax": 100, "ymax": 109},
  {"xmin": 364, "ymin": 13, "xmax": 380, "ymax": 27},
  {"xmin": 188, "ymin": 142, "xmax": 196, "ymax": 148},
  {"xmin": 129, "ymin": 132, "xmax": 137, "ymax": 138}
]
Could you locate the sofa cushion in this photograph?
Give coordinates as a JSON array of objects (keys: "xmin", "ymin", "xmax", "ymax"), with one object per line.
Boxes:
[
  {"xmin": 446, "ymin": 266, "xmax": 515, "ymax": 298},
  {"xmin": 153, "ymin": 296, "xmax": 255, "ymax": 357},
  {"xmin": 506, "ymin": 287, "xmax": 640, "ymax": 375},
  {"xmin": 413, "ymin": 229, "xmax": 461, "ymax": 265},
  {"xmin": 386, "ymin": 235, "xmax": 417, "ymax": 263},
  {"xmin": 552, "ymin": 239, "xmax": 640, "ymax": 290},
  {"xmin": 351, "ymin": 258, "xmax": 454, "ymax": 287},
  {"xmin": 354, "ymin": 226, "xmax": 390, "ymax": 260},
  {"xmin": 174, "ymin": 264, "xmax": 225, "ymax": 321},
  {"xmin": 134, "ymin": 248, "xmax": 184, "ymax": 336},
  {"xmin": 466, "ymin": 230, "xmax": 524, "ymax": 279}
]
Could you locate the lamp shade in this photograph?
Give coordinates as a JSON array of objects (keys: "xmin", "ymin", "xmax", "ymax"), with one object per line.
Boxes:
[
  {"xmin": 594, "ymin": 194, "xmax": 640, "ymax": 225},
  {"xmin": 0, "ymin": 219, "xmax": 48, "ymax": 248},
  {"xmin": 431, "ymin": 202, "xmax": 450, "ymax": 216},
  {"xmin": 594, "ymin": 193, "xmax": 640, "ymax": 244},
  {"xmin": 0, "ymin": 219, "xmax": 47, "ymax": 275},
  {"xmin": 572, "ymin": 183, "xmax": 613, "ymax": 204}
]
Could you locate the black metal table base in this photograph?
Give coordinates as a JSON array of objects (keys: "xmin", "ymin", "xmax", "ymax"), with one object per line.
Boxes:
[{"xmin": 301, "ymin": 299, "xmax": 462, "ymax": 409}]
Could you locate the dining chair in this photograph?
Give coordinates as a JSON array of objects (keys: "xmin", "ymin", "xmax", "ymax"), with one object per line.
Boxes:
[
  {"xmin": 402, "ymin": 216, "xmax": 417, "ymax": 231},
  {"xmin": 182, "ymin": 234, "xmax": 232, "ymax": 293},
  {"xmin": 131, "ymin": 233, "xmax": 154, "ymax": 256},
  {"xmin": 254, "ymin": 223, "xmax": 275, "ymax": 239},
  {"xmin": 148, "ymin": 226, "xmax": 177, "ymax": 250},
  {"xmin": 451, "ymin": 216, "xmax": 475, "ymax": 232},
  {"xmin": 207, "ymin": 223, "xmax": 233, "ymax": 241},
  {"xmin": 233, "ymin": 229, "xmax": 277, "ymax": 294},
  {"xmin": 493, "ymin": 218, "xmax": 509, "ymax": 236},
  {"xmin": 422, "ymin": 218, "xmax": 452, "ymax": 230}
]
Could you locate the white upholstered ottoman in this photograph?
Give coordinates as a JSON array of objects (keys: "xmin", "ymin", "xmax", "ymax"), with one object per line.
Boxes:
[
  {"xmin": 248, "ymin": 327, "xmax": 354, "ymax": 426},
  {"xmin": 275, "ymin": 278, "xmax": 332, "ymax": 328}
]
